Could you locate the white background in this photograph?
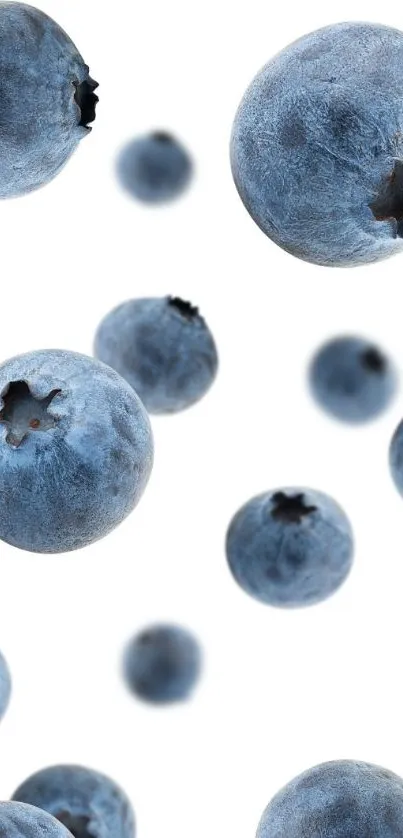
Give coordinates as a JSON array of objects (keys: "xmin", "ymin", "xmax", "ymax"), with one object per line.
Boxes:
[{"xmin": 0, "ymin": 0, "xmax": 403, "ymax": 836}]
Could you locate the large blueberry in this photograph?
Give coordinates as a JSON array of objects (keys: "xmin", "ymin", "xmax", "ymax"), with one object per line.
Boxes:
[
  {"xmin": 309, "ymin": 336, "xmax": 397, "ymax": 422},
  {"xmin": 257, "ymin": 760, "xmax": 403, "ymax": 837},
  {"xmin": 12, "ymin": 765, "xmax": 135, "ymax": 838},
  {"xmin": 123, "ymin": 624, "xmax": 202, "ymax": 704},
  {"xmin": 0, "ymin": 349, "xmax": 153, "ymax": 553},
  {"xmin": 94, "ymin": 296, "xmax": 218, "ymax": 414},
  {"xmin": 116, "ymin": 132, "xmax": 192, "ymax": 203},
  {"xmin": 0, "ymin": 650, "xmax": 11, "ymax": 721},
  {"xmin": 0, "ymin": 801, "xmax": 73, "ymax": 838},
  {"xmin": 231, "ymin": 23, "xmax": 403, "ymax": 266},
  {"xmin": 226, "ymin": 488, "xmax": 354, "ymax": 607},
  {"xmin": 0, "ymin": 2, "xmax": 98, "ymax": 198}
]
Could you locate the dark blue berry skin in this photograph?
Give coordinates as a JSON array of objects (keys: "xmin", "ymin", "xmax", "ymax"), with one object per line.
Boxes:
[
  {"xmin": 226, "ymin": 488, "xmax": 353, "ymax": 607},
  {"xmin": 116, "ymin": 132, "xmax": 192, "ymax": 203},
  {"xmin": 231, "ymin": 22, "xmax": 403, "ymax": 267},
  {"xmin": 123, "ymin": 624, "xmax": 202, "ymax": 704},
  {"xmin": 0, "ymin": 349, "xmax": 153, "ymax": 553},
  {"xmin": 12, "ymin": 766, "xmax": 135, "ymax": 838},
  {"xmin": 0, "ymin": 802, "xmax": 73, "ymax": 838},
  {"xmin": 0, "ymin": 3, "xmax": 98, "ymax": 198},
  {"xmin": 257, "ymin": 760, "xmax": 403, "ymax": 838},
  {"xmin": 309, "ymin": 336, "xmax": 397, "ymax": 423},
  {"xmin": 0, "ymin": 650, "xmax": 11, "ymax": 721},
  {"xmin": 94, "ymin": 297, "xmax": 218, "ymax": 414}
]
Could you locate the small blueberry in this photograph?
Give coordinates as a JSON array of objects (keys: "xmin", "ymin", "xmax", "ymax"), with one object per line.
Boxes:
[
  {"xmin": 123, "ymin": 624, "xmax": 202, "ymax": 704},
  {"xmin": 116, "ymin": 131, "xmax": 192, "ymax": 203}
]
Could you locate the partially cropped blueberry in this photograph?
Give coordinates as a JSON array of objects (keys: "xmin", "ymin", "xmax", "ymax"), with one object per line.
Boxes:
[
  {"xmin": 116, "ymin": 132, "xmax": 192, "ymax": 203},
  {"xmin": 309, "ymin": 336, "xmax": 397, "ymax": 422},
  {"xmin": 388, "ymin": 420, "xmax": 403, "ymax": 496},
  {"xmin": 94, "ymin": 296, "xmax": 218, "ymax": 414},
  {"xmin": 226, "ymin": 488, "xmax": 354, "ymax": 607},
  {"xmin": 231, "ymin": 22, "xmax": 403, "ymax": 267},
  {"xmin": 12, "ymin": 765, "xmax": 135, "ymax": 838},
  {"xmin": 257, "ymin": 760, "xmax": 403, "ymax": 838},
  {"xmin": 0, "ymin": 650, "xmax": 11, "ymax": 720},
  {"xmin": 0, "ymin": 3, "xmax": 98, "ymax": 198},
  {"xmin": 0, "ymin": 349, "xmax": 153, "ymax": 553},
  {"xmin": 0, "ymin": 802, "xmax": 73, "ymax": 838},
  {"xmin": 123, "ymin": 624, "xmax": 202, "ymax": 704}
]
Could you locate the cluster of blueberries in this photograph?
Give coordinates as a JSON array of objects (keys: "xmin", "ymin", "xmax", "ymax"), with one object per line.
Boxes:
[{"xmin": 2, "ymin": 2, "xmax": 403, "ymax": 837}]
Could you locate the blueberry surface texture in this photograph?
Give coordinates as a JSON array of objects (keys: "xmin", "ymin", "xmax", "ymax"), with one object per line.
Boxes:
[
  {"xmin": 0, "ymin": 2, "xmax": 98, "ymax": 198},
  {"xmin": 0, "ymin": 801, "xmax": 74, "ymax": 838},
  {"xmin": 0, "ymin": 649, "xmax": 11, "ymax": 721},
  {"xmin": 226, "ymin": 488, "xmax": 354, "ymax": 607},
  {"xmin": 0, "ymin": 349, "xmax": 153, "ymax": 553},
  {"xmin": 13, "ymin": 765, "xmax": 135, "ymax": 838},
  {"xmin": 123, "ymin": 624, "xmax": 202, "ymax": 704},
  {"xmin": 94, "ymin": 296, "xmax": 218, "ymax": 414},
  {"xmin": 231, "ymin": 22, "xmax": 403, "ymax": 267},
  {"xmin": 257, "ymin": 760, "xmax": 403, "ymax": 837},
  {"xmin": 309, "ymin": 336, "xmax": 397, "ymax": 422},
  {"xmin": 116, "ymin": 132, "xmax": 192, "ymax": 203}
]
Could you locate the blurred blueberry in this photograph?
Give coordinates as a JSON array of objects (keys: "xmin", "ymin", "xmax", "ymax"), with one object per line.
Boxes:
[
  {"xmin": 257, "ymin": 760, "xmax": 403, "ymax": 837},
  {"xmin": 231, "ymin": 22, "xmax": 403, "ymax": 266},
  {"xmin": 0, "ymin": 349, "xmax": 153, "ymax": 553},
  {"xmin": 13, "ymin": 765, "xmax": 135, "ymax": 838},
  {"xmin": 309, "ymin": 336, "xmax": 397, "ymax": 422},
  {"xmin": 123, "ymin": 624, "xmax": 202, "ymax": 704},
  {"xmin": 0, "ymin": 802, "xmax": 73, "ymax": 838},
  {"xmin": 226, "ymin": 488, "xmax": 354, "ymax": 607},
  {"xmin": 388, "ymin": 419, "xmax": 403, "ymax": 496},
  {"xmin": 94, "ymin": 296, "xmax": 218, "ymax": 414},
  {"xmin": 116, "ymin": 132, "xmax": 192, "ymax": 203},
  {"xmin": 0, "ymin": 2, "xmax": 98, "ymax": 198},
  {"xmin": 0, "ymin": 650, "xmax": 11, "ymax": 721}
]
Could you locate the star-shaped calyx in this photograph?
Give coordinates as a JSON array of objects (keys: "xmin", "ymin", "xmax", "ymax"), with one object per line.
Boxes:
[
  {"xmin": 0, "ymin": 380, "xmax": 61, "ymax": 447},
  {"xmin": 271, "ymin": 492, "xmax": 317, "ymax": 524}
]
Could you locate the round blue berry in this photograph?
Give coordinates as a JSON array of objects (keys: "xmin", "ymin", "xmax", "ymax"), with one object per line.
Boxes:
[
  {"xmin": 257, "ymin": 760, "xmax": 403, "ymax": 838},
  {"xmin": 0, "ymin": 349, "xmax": 153, "ymax": 553},
  {"xmin": 0, "ymin": 650, "xmax": 11, "ymax": 721},
  {"xmin": 123, "ymin": 624, "xmax": 202, "ymax": 704},
  {"xmin": 231, "ymin": 22, "xmax": 403, "ymax": 266},
  {"xmin": 94, "ymin": 296, "xmax": 218, "ymax": 414},
  {"xmin": 116, "ymin": 132, "xmax": 192, "ymax": 203},
  {"xmin": 226, "ymin": 488, "xmax": 354, "ymax": 607},
  {"xmin": 309, "ymin": 336, "xmax": 397, "ymax": 423},
  {"xmin": 12, "ymin": 765, "xmax": 135, "ymax": 838},
  {"xmin": 0, "ymin": 801, "xmax": 74, "ymax": 838}
]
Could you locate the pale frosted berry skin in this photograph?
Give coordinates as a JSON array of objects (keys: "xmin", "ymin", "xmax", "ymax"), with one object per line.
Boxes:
[
  {"xmin": 257, "ymin": 760, "xmax": 403, "ymax": 838},
  {"xmin": 309, "ymin": 336, "xmax": 397, "ymax": 423},
  {"xmin": 94, "ymin": 297, "xmax": 218, "ymax": 414},
  {"xmin": 0, "ymin": 802, "xmax": 74, "ymax": 838},
  {"xmin": 226, "ymin": 488, "xmax": 354, "ymax": 607},
  {"xmin": 12, "ymin": 765, "xmax": 135, "ymax": 838},
  {"xmin": 116, "ymin": 132, "xmax": 192, "ymax": 203},
  {"xmin": 123, "ymin": 624, "xmax": 202, "ymax": 704},
  {"xmin": 0, "ymin": 650, "xmax": 11, "ymax": 721},
  {"xmin": 231, "ymin": 22, "xmax": 403, "ymax": 266},
  {"xmin": 0, "ymin": 349, "xmax": 153, "ymax": 553},
  {"xmin": 0, "ymin": 3, "xmax": 98, "ymax": 198}
]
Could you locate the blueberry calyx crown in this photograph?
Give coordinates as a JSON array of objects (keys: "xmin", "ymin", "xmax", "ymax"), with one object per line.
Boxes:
[
  {"xmin": 152, "ymin": 131, "xmax": 173, "ymax": 144},
  {"xmin": 55, "ymin": 812, "xmax": 94, "ymax": 838},
  {"xmin": 271, "ymin": 492, "xmax": 317, "ymax": 524},
  {"xmin": 168, "ymin": 296, "xmax": 199, "ymax": 320},
  {"xmin": 0, "ymin": 381, "xmax": 61, "ymax": 448},
  {"xmin": 370, "ymin": 160, "xmax": 403, "ymax": 238},
  {"xmin": 360, "ymin": 347, "xmax": 386, "ymax": 374},
  {"xmin": 73, "ymin": 73, "xmax": 99, "ymax": 130}
]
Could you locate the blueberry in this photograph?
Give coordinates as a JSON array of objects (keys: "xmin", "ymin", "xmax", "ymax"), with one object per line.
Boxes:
[
  {"xmin": 0, "ymin": 349, "xmax": 153, "ymax": 553},
  {"xmin": 0, "ymin": 3, "xmax": 98, "ymax": 198},
  {"xmin": 231, "ymin": 23, "xmax": 403, "ymax": 266},
  {"xmin": 257, "ymin": 760, "xmax": 403, "ymax": 837},
  {"xmin": 388, "ymin": 420, "xmax": 403, "ymax": 496},
  {"xmin": 123, "ymin": 624, "xmax": 202, "ymax": 704},
  {"xmin": 0, "ymin": 650, "xmax": 11, "ymax": 721},
  {"xmin": 12, "ymin": 765, "xmax": 135, "ymax": 838},
  {"xmin": 0, "ymin": 801, "xmax": 73, "ymax": 838},
  {"xmin": 94, "ymin": 296, "xmax": 218, "ymax": 414},
  {"xmin": 226, "ymin": 488, "xmax": 354, "ymax": 607},
  {"xmin": 116, "ymin": 132, "xmax": 192, "ymax": 203},
  {"xmin": 309, "ymin": 336, "xmax": 397, "ymax": 422}
]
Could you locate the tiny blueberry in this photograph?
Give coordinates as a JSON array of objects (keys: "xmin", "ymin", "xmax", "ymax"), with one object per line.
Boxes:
[
  {"xmin": 116, "ymin": 132, "xmax": 192, "ymax": 203},
  {"xmin": 123, "ymin": 624, "xmax": 202, "ymax": 704}
]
